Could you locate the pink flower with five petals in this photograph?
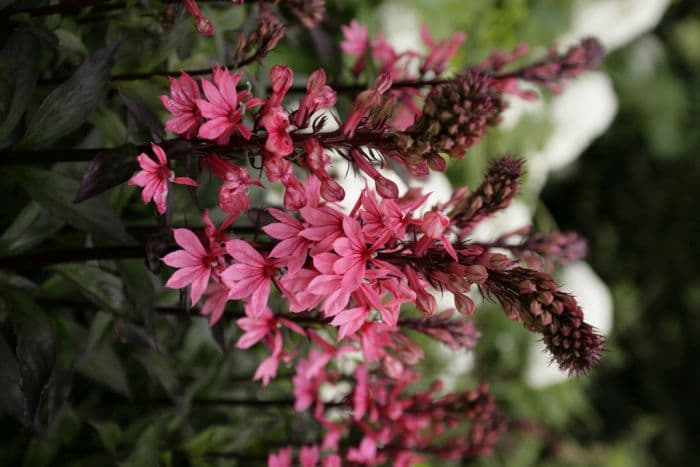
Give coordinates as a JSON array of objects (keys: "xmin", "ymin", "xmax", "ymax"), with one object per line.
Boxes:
[
  {"xmin": 162, "ymin": 228, "xmax": 215, "ymax": 305},
  {"xmin": 221, "ymin": 239, "xmax": 285, "ymax": 317},
  {"xmin": 196, "ymin": 67, "xmax": 262, "ymax": 144},
  {"xmin": 128, "ymin": 143, "xmax": 198, "ymax": 215}
]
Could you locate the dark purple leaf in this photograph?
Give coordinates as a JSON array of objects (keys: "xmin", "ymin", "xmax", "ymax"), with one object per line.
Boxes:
[
  {"xmin": 119, "ymin": 90, "xmax": 166, "ymax": 142},
  {"xmin": 74, "ymin": 144, "xmax": 138, "ymax": 203}
]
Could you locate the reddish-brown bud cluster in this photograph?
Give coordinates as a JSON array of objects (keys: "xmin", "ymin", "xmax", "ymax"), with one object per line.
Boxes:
[
  {"xmin": 449, "ymin": 156, "xmax": 524, "ymax": 235},
  {"xmin": 513, "ymin": 37, "xmax": 605, "ymax": 92},
  {"xmin": 401, "ymin": 310, "xmax": 481, "ymax": 350},
  {"xmin": 516, "ymin": 231, "xmax": 588, "ymax": 270},
  {"xmin": 395, "ymin": 72, "xmax": 506, "ymax": 170},
  {"xmin": 284, "ymin": 0, "xmax": 326, "ymax": 28},
  {"xmin": 423, "ymin": 383, "xmax": 506, "ymax": 458},
  {"xmin": 485, "ymin": 267, "xmax": 604, "ymax": 375},
  {"xmin": 234, "ymin": 13, "xmax": 285, "ymax": 64}
]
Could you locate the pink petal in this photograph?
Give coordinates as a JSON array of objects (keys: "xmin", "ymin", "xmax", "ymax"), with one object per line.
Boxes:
[
  {"xmin": 225, "ymin": 239, "xmax": 264, "ymax": 266},
  {"xmin": 128, "ymin": 170, "xmax": 151, "ymax": 188},
  {"xmin": 198, "ymin": 118, "xmax": 231, "ymax": 140},
  {"xmin": 151, "ymin": 143, "xmax": 167, "ymax": 165},
  {"xmin": 162, "ymin": 250, "xmax": 199, "ymax": 268},
  {"xmin": 249, "ymin": 280, "xmax": 271, "ymax": 317},
  {"xmin": 173, "ymin": 228, "xmax": 206, "ymax": 257},
  {"xmin": 173, "ymin": 176, "xmax": 199, "ymax": 187},
  {"xmin": 222, "ymin": 263, "xmax": 261, "ymax": 281},
  {"xmin": 263, "ymin": 222, "xmax": 299, "ymax": 240},
  {"xmin": 190, "ymin": 268, "xmax": 210, "ymax": 305},
  {"xmin": 165, "ymin": 266, "xmax": 198, "ymax": 289}
]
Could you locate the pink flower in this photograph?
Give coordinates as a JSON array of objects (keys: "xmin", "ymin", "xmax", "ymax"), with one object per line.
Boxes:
[
  {"xmin": 346, "ymin": 436, "xmax": 378, "ymax": 465},
  {"xmin": 196, "ymin": 68, "xmax": 260, "ymax": 144},
  {"xmin": 236, "ymin": 305, "xmax": 305, "ymax": 349},
  {"xmin": 261, "ymin": 106, "xmax": 293, "ymax": 157},
  {"xmin": 322, "ymin": 455, "xmax": 341, "ymax": 467},
  {"xmin": 160, "ymin": 72, "xmax": 202, "ymax": 138},
  {"xmin": 415, "ymin": 210, "xmax": 458, "ymax": 261},
  {"xmin": 302, "ymin": 139, "xmax": 345, "ymax": 203},
  {"xmin": 199, "ymin": 280, "xmax": 230, "ymax": 325},
  {"xmin": 263, "ymin": 208, "xmax": 311, "ymax": 273},
  {"xmin": 300, "ymin": 206, "xmax": 345, "ymax": 254},
  {"xmin": 184, "ymin": 0, "xmax": 214, "ymax": 36},
  {"xmin": 332, "ymin": 216, "xmax": 390, "ymax": 292},
  {"xmin": 293, "ymin": 350, "xmax": 326, "ymax": 411},
  {"xmin": 267, "ymin": 65, "xmax": 293, "ymax": 109},
  {"xmin": 299, "ymin": 445, "xmax": 320, "ymax": 467},
  {"xmin": 307, "ymin": 253, "xmax": 351, "ymax": 318},
  {"xmin": 420, "ymin": 26, "xmax": 467, "ymax": 74},
  {"xmin": 340, "ymin": 20, "xmax": 368, "ymax": 56},
  {"xmin": 218, "ymin": 163, "xmax": 263, "ymax": 218},
  {"xmin": 342, "ymin": 74, "xmax": 392, "ymax": 138},
  {"xmin": 162, "ymin": 228, "xmax": 214, "ymax": 305},
  {"xmin": 255, "ymin": 331, "xmax": 284, "ymax": 386},
  {"xmin": 331, "ymin": 305, "xmax": 371, "ymax": 340},
  {"xmin": 295, "ymin": 69, "xmax": 337, "ymax": 128},
  {"xmin": 341, "ymin": 20, "xmax": 369, "ymax": 76},
  {"xmin": 128, "ymin": 143, "xmax": 198, "ymax": 215},
  {"xmin": 353, "ymin": 364, "xmax": 369, "ymax": 420},
  {"xmin": 371, "ymin": 33, "xmax": 399, "ymax": 73},
  {"xmin": 221, "ymin": 239, "xmax": 284, "ymax": 317},
  {"xmin": 268, "ymin": 446, "xmax": 293, "ymax": 467},
  {"xmin": 281, "ymin": 172, "xmax": 307, "ymax": 211}
]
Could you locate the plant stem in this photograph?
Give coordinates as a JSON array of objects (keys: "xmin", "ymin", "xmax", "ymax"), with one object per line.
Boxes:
[
  {"xmin": 0, "ymin": 0, "xmax": 110, "ymax": 19},
  {"xmin": 0, "ymin": 246, "xmax": 145, "ymax": 269}
]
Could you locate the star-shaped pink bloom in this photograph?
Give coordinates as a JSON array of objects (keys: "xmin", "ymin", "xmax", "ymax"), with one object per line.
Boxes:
[
  {"xmin": 196, "ymin": 67, "xmax": 262, "ymax": 144},
  {"xmin": 221, "ymin": 239, "xmax": 284, "ymax": 317},
  {"xmin": 162, "ymin": 228, "xmax": 215, "ymax": 305},
  {"xmin": 341, "ymin": 20, "xmax": 369, "ymax": 56},
  {"xmin": 268, "ymin": 446, "xmax": 293, "ymax": 467},
  {"xmin": 263, "ymin": 208, "xmax": 311, "ymax": 273},
  {"xmin": 332, "ymin": 216, "xmax": 391, "ymax": 292},
  {"xmin": 128, "ymin": 143, "xmax": 198, "ymax": 215}
]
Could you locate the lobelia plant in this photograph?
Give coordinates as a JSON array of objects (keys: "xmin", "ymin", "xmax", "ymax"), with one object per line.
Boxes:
[{"xmin": 107, "ymin": 8, "xmax": 606, "ymax": 464}]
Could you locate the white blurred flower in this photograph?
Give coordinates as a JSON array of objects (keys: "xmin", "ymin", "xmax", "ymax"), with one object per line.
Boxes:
[
  {"xmin": 526, "ymin": 72, "xmax": 618, "ymax": 193},
  {"xmin": 563, "ymin": 0, "xmax": 669, "ymax": 52},
  {"xmin": 470, "ymin": 199, "xmax": 533, "ymax": 243}
]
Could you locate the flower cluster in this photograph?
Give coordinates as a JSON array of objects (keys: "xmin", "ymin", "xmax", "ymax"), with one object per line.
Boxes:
[{"xmin": 124, "ymin": 23, "xmax": 605, "ymax": 465}]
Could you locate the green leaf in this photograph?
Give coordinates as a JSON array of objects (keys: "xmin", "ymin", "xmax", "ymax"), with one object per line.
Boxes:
[
  {"xmin": 180, "ymin": 425, "xmax": 238, "ymax": 458},
  {"xmin": 122, "ymin": 418, "xmax": 167, "ymax": 467},
  {"xmin": 73, "ymin": 144, "xmax": 138, "ymax": 203},
  {"xmin": 54, "ymin": 29, "xmax": 88, "ymax": 58},
  {"xmin": 6, "ymin": 166, "xmax": 134, "ymax": 244},
  {"xmin": 0, "ymin": 333, "xmax": 24, "ymax": 422},
  {"xmin": 22, "ymin": 406, "xmax": 81, "ymax": 467},
  {"xmin": 51, "ymin": 264, "xmax": 124, "ymax": 314},
  {"xmin": 8, "ymin": 292, "xmax": 57, "ymax": 428},
  {"xmin": 135, "ymin": 351, "xmax": 180, "ymax": 401},
  {"xmin": 0, "ymin": 201, "xmax": 64, "ymax": 255},
  {"xmin": 17, "ymin": 41, "xmax": 120, "ymax": 149},
  {"xmin": 77, "ymin": 341, "xmax": 131, "ymax": 397},
  {"xmin": 89, "ymin": 420, "xmax": 123, "ymax": 455},
  {"xmin": 117, "ymin": 259, "xmax": 156, "ymax": 329},
  {"xmin": 0, "ymin": 29, "xmax": 41, "ymax": 146}
]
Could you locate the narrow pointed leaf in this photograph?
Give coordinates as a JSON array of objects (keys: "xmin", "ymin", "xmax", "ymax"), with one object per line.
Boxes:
[{"xmin": 18, "ymin": 41, "xmax": 120, "ymax": 149}]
